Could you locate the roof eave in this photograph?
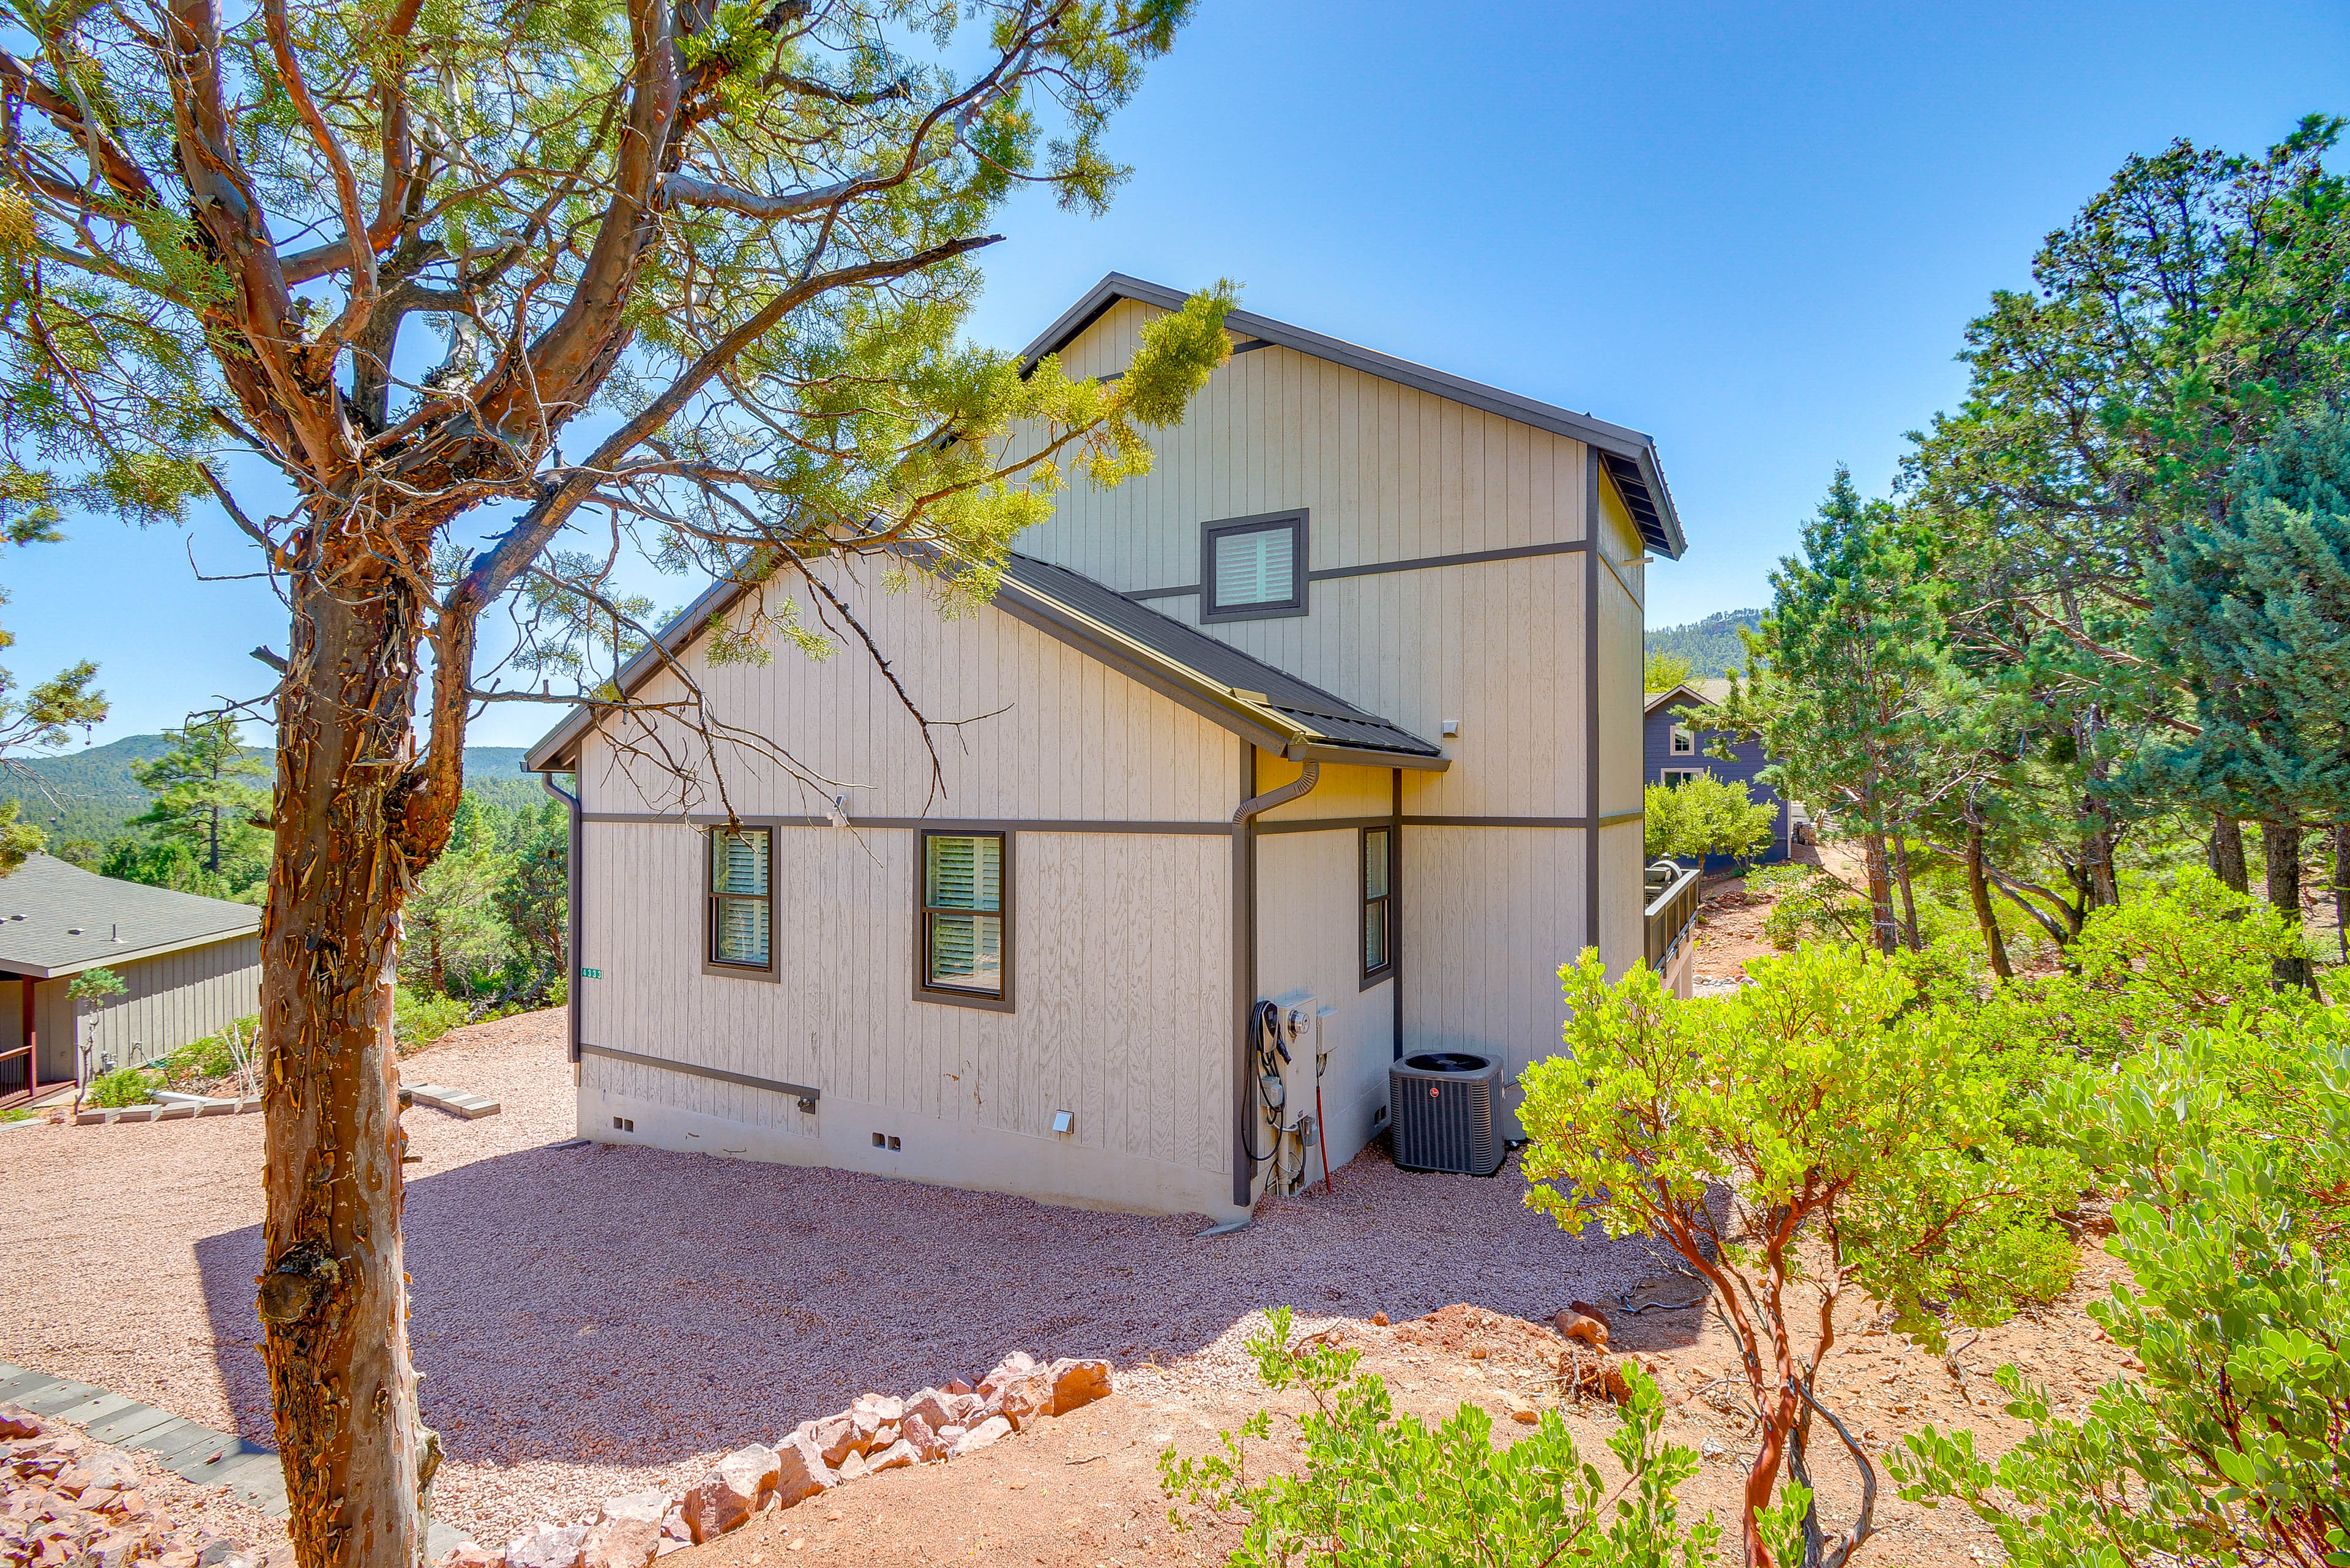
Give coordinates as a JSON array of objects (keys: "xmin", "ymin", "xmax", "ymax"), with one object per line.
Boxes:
[
  {"xmin": 1024, "ymin": 273, "xmax": 1690, "ymax": 558},
  {"xmin": 0, "ymin": 921, "xmax": 259, "ymax": 980}
]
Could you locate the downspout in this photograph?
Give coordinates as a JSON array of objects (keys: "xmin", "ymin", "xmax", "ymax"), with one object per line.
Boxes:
[
  {"xmin": 538, "ymin": 770, "xmax": 583, "ymax": 1067},
  {"xmin": 1228, "ymin": 753, "xmax": 1321, "ymax": 1214}
]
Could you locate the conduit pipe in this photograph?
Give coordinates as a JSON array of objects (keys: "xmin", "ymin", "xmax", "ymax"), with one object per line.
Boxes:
[{"xmin": 1229, "ymin": 760, "xmax": 1319, "ymax": 1212}]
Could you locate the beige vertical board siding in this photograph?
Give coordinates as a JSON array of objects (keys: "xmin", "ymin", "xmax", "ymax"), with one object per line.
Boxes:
[
  {"xmin": 1253, "ymin": 753, "xmax": 1393, "ymax": 823},
  {"xmin": 568, "ymin": 563, "xmax": 1248, "ymax": 1213},
  {"xmin": 1397, "ymin": 826, "xmax": 1583, "ymax": 1135},
  {"xmin": 1598, "ymin": 821, "xmax": 1649, "ymax": 981},
  {"xmin": 571, "ymin": 562, "xmax": 1235, "ymax": 825},
  {"xmin": 1253, "ymin": 829, "xmax": 1393, "ymax": 1174}
]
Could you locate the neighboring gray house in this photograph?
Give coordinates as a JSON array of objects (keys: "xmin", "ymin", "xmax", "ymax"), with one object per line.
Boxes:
[
  {"xmin": 0, "ymin": 854, "xmax": 261, "ymax": 1107},
  {"xmin": 1642, "ymin": 679, "xmax": 1798, "ymax": 864}
]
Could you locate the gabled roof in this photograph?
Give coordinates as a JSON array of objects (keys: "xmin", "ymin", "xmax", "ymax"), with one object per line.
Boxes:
[
  {"xmin": 1643, "ymin": 678, "xmax": 1732, "ymax": 716},
  {"xmin": 0, "ymin": 853, "xmax": 259, "ymax": 978},
  {"xmin": 524, "ymin": 553, "xmax": 1447, "ymax": 775},
  {"xmin": 1023, "ymin": 274, "xmax": 1688, "ymax": 559}
]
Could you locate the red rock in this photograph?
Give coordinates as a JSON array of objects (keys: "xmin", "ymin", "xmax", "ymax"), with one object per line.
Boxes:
[
  {"xmin": 846, "ymin": 1394, "xmax": 902, "ymax": 1453},
  {"xmin": 864, "ymin": 1439, "xmax": 918, "ymax": 1473},
  {"xmin": 1370, "ymin": 1312, "xmax": 1390, "ymax": 1326},
  {"xmin": 977, "ymin": 1354, "xmax": 1039, "ymax": 1394},
  {"xmin": 679, "ymin": 1446, "xmax": 775, "ymax": 1542},
  {"xmin": 432, "ymin": 1545, "xmax": 504, "ymax": 1568},
  {"xmin": 832, "ymin": 1451, "xmax": 868, "ymax": 1483},
  {"xmin": 1553, "ymin": 1309, "xmax": 1609, "ymax": 1348},
  {"xmin": 580, "ymin": 1518, "xmax": 659, "ymax": 1568},
  {"xmin": 1045, "ymin": 1358, "xmax": 1113, "ymax": 1416},
  {"xmin": 985, "ymin": 1370, "xmax": 1053, "ymax": 1431},
  {"xmin": 594, "ymin": 1493, "xmax": 668, "ymax": 1528},
  {"xmin": 942, "ymin": 1378, "xmax": 974, "ymax": 1396},
  {"xmin": 947, "ymin": 1416, "xmax": 1011, "ymax": 1458},
  {"xmin": 899, "ymin": 1413, "xmax": 948, "ymax": 1463},
  {"xmin": 0, "ymin": 1409, "xmax": 38, "ymax": 1441},
  {"xmin": 772, "ymin": 1432, "xmax": 835, "ymax": 1509},
  {"xmin": 806, "ymin": 1413, "xmax": 860, "ymax": 1468},
  {"xmin": 507, "ymin": 1526, "xmax": 589, "ymax": 1568}
]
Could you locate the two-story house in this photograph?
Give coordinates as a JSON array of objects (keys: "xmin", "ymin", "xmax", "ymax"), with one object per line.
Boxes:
[
  {"xmin": 524, "ymin": 274, "xmax": 1688, "ymax": 1226},
  {"xmin": 1642, "ymin": 679, "xmax": 1797, "ymax": 864}
]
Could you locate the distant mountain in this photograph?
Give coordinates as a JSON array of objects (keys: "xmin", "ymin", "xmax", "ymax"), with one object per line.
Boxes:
[
  {"xmin": 0, "ymin": 735, "xmax": 543, "ymax": 847},
  {"xmin": 1646, "ymin": 609, "xmax": 1765, "ymax": 678}
]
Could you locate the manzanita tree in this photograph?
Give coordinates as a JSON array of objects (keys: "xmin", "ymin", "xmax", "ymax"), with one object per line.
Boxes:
[
  {"xmin": 0, "ymin": 2, "xmax": 1231, "ymax": 1564},
  {"xmin": 1521, "ymin": 946, "xmax": 2078, "ymax": 1568}
]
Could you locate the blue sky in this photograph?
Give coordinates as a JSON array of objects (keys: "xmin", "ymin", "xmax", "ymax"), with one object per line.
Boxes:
[{"xmin": 6, "ymin": 0, "xmax": 2342, "ymax": 749}]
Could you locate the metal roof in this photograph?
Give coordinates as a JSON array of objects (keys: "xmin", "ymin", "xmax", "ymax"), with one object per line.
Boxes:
[
  {"xmin": 997, "ymin": 555, "xmax": 1444, "ymax": 764},
  {"xmin": 1020, "ymin": 273, "xmax": 1690, "ymax": 559},
  {"xmin": 526, "ymin": 552, "xmax": 1447, "ymax": 775},
  {"xmin": 0, "ymin": 853, "xmax": 260, "ymax": 979}
]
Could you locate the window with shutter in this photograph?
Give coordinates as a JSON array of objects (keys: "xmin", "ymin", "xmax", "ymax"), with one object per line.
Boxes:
[
  {"xmin": 706, "ymin": 827, "xmax": 774, "ymax": 973},
  {"xmin": 1200, "ymin": 512, "xmax": 1307, "ymax": 621},
  {"xmin": 920, "ymin": 831, "xmax": 1009, "ymax": 1005}
]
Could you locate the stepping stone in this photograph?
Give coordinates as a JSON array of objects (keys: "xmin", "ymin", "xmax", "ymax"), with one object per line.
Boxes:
[
  {"xmin": 127, "ymin": 1419, "xmax": 214, "ymax": 1465},
  {"xmin": 50, "ymin": 1392, "xmax": 138, "ymax": 1427},
  {"xmin": 174, "ymin": 1438, "xmax": 274, "ymax": 1487},
  {"xmin": 86, "ymin": 1404, "xmax": 185, "ymax": 1447},
  {"xmin": 0, "ymin": 1367, "xmax": 61, "ymax": 1401},
  {"xmin": 405, "ymin": 1083, "xmax": 501, "ymax": 1119},
  {"xmin": 18, "ymin": 1381, "xmax": 102, "ymax": 1416}
]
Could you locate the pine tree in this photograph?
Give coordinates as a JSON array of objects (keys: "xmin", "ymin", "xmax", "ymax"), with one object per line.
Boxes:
[
  {"xmin": 1715, "ymin": 471, "xmax": 1956, "ymax": 952},
  {"xmin": 130, "ymin": 717, "xmax": 269, "ymax": 881},
  {"xmin": 2145, "ymin": 404, "xmax": 2350, "ymax": 990}
]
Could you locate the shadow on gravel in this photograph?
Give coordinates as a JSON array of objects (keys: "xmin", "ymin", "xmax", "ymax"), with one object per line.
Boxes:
[{"xmin": 195, "ymin": 1135, "xmax": 1693, "ymax": 1470}]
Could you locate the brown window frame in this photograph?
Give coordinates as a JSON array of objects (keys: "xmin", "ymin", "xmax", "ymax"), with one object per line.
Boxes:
[
  {"xmin": 1360, "ymin": 823, "xmax": 1395, "ymax": 986},
  {"xmin": 703, "ymin": 824, "xmax": 780, "ymax": 982},
  {"xmin": 914, "ymin": 827, "xmax": 1015, "ymax": 1013}
]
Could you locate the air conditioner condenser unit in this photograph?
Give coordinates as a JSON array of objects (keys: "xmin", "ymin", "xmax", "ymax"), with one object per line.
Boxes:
[{"xmin": 1387, "ymin": 1050, "xmax": 1505, "ymax": 1176}]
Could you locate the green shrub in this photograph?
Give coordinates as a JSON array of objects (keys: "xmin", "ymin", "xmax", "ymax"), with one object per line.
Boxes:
[
  {"xmin": 1969, "ymin": 868, "xmax": 2316, "ymax": 1066},
  {"xmin": 1892, "ymin": 1036, "xmax": 2350, "ymax": 1568},
  {"xmin": 1160, "ymin": 1307, "xmax": 1717, "ymax": 1568},
  {"xmin": 162, "ymin": 1015, "xmax": 256, "ymax": 1088},
  {"xmin": 85, "ymin": 1067, "xmax": 157, "ymax": 1107},
  {"xmin": 1521, "ymin": 944, "xmax": 2079, "ymax": 1566},
  {"xmin": 1644, "ymin": 772, "xmax": 1778, "ymax": 864},
  {"xmin": 392, "ymin": 986, "xmax": 468, "ymax": 1051}
]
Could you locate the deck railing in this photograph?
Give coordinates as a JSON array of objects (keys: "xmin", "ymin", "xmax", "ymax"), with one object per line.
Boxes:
[{"xmin": 1643, "ymin": 861, "xmax": 1704, "ymax": 974}]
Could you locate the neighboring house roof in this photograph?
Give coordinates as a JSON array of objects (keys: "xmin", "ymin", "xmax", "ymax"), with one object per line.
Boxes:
[
  {"xmin": 0, "ymin": 854, "xmax": 259, "ymax": 979},
  {"xmin": 526, "ymin": 551, "xmax": 1447, "ymax": 775},
  {"xmin": 1021, "ymin": 274, "xmax": 1689, "ymax": 559},
  {"xmin": 1643, "ymin": 678, "xmax": 1731, "ymax": 715}
]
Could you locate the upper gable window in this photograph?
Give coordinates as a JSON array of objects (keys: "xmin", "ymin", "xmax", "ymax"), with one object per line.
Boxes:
[
  {"xmin": 1202, "ymin": 512, "xmax": 1308, "ymax": 622},
  {"xmin": 1670, "ymin": 724, "xmax": 1696, "ymax": 756}
]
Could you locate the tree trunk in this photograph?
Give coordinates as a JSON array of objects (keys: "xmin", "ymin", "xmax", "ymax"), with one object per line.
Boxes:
[
  {"xmin": 1861, "ymin": 832, "xmax": 1897, "ymax": 955},
  {"xmin": 2262, "ymin": 819, "xmax": 2315, "ymax": 994},
  {"xmin": 2334, "ymin": 821, "xmax": 2348, "ymax": 970},
  {"xmin": 1889, "ymin": 834, "xmax": 1922, "ymax": 952},
  {"xmin": 2209, "ymin": 813, "xmax": 2248, "ymax": 894},
  {"xmin": 256, "ymin": 564, "xmax": 437, "ymax": 1568},
  {"xmin": 1964, "ymin": 824, "xmax": 2013, "ymax": 980}
]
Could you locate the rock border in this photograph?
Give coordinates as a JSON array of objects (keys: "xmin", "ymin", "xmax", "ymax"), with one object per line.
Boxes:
[
  {"xmin": 441, "ymin": 1353, "xmax": 1113, "ymax": 1568},
  {"xmin": 0, "ymin": 1403, "xmax": 266, "ymax": 1568}
]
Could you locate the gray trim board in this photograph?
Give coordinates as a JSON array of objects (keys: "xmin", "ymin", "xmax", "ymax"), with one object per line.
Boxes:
[
  {"xmin": 581, "ymin": 1042, "xmax": 821, "ymax": 1111},
  {"xmin": 583, "ymin": 812, "xmax": 1232, "ymax": 835},
  {"xmin": 1584, "ymin": 450, "xmax": 1603, "ymax": 966},
  {"xmin": 1128, "ymin": 538, "xmax": 1592, "ymax": 602},
  {"xmin": 1257, "ymin": 815, "xmax": 1391, "ymax": 835},
  {"xmin": 1016, "ymin": 273, "xmax": 1687, "ymax": 559},
  {"xmin": 1401, "ymin": 814, "xmax": 1595, "ymax": 829}
]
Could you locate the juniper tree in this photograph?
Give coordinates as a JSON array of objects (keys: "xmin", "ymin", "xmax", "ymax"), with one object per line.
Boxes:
[{"xmin": 0, "ymin": 3, "xmax": 1229, "ymax": 1563}]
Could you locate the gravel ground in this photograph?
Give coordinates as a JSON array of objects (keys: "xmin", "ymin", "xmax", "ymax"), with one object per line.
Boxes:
[{"xmin": 0, "ymin": 1007, "xmax": 1666, "ymax": 1544}]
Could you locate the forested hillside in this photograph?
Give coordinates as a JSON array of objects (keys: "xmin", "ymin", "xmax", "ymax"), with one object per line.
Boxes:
[
  {"xmin": 1644, "ymin": 608, "xmax": 1762, "ymax": 677},
  {"xmin": 0, "ymin": 735, "xmax": 540, "ymax": 845}
]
